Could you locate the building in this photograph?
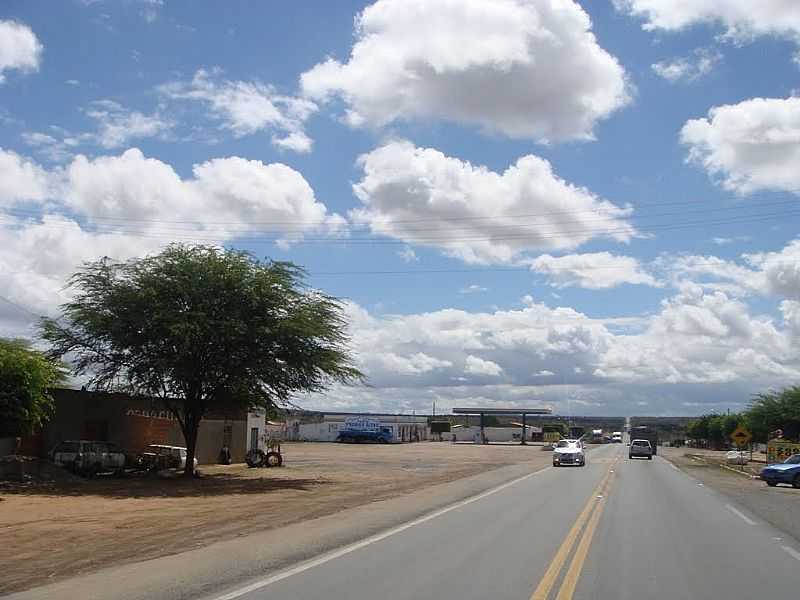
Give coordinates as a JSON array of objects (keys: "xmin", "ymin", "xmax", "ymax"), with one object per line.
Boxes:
[
  {"xmin": 18, "ymin": 388, "xmax": 263, "ymax": 464},
  {"xmin": 286, "ymin": 412, "xmax": 429, "ymax": 443}
]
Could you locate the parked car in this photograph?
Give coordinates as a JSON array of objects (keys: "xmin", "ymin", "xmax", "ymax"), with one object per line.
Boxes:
[
  {"xmin": 629, "ymin": 439, "xmax": 653, "ymax": 460},
  {"xmin": 137, "ymin": 444, "xmax": 198, "ymax": 473},
  {"xmin": 553, "ymin": 439, "xmax": 586, "ymax": 467},
  {"xmin": 50, "ymin": 440, "xmax": 126, "ymax": 476},
  {"xmin": 760, "ymin": 454, "xmax": 800, "ymax": 488},
  {"xmin": 726, "ymin": 450, "xmax": 749, "ymax": 465}
]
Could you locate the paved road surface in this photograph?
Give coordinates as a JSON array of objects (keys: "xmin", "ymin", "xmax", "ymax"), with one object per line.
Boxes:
[{"xmin": 208, "ymin": 443, "xmax": 799, "ymax": 600}]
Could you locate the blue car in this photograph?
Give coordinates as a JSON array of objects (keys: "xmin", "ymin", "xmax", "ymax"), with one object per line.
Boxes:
[{"xmin": 760, "ymin": 454, "xmax": 800, "ymax": 488}]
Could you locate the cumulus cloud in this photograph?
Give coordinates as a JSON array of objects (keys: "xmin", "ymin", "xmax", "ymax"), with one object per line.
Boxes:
[
  {"xmin": 351, "ymin": 141, "xmax": 636, "ymax": 264},
  {"xmin": 531, "ymin": 252, "xmax": 660, "ymax": 289},
  {"xmin": 681, "ymin": 97, "xmax": 800, "ymax": 195},
  {"xmin": 301, "ymin": 0, "xmax": 630, "ymax": 142},
  {"xmin": 85, "ymin": 100, "xmax": 173, "ymax": 149},
  {"xmin": 0, "ymin": 148, "xmax": 341, "ymax": 336},
  {"xmin": 464, "ymin": 355, "xmax": 503, "ymax": 376},
  {"xmin": 0, "ymin": 20, "xmax": 42, "ymax": 83},
  {"xmin": 615, "ymin": 0, "xmax": 800, "ymax": 43},
  {"xmin": 160, "ymin": 69, "xmax": 316, "ymax": 152},
  {"xmin": 64, "ymin": 148, "xmax": 342, "ymax": 241},
  {"xmin": 0, "ymin": 148, "xmax": 51, "ymax": 204},
  {"xmin": 652, "ymin": 47, "xmax": 722, "ymax": 83},
  {"xmin": 314, "ymin": 285, "xmax": 800, "ymax": 414}
]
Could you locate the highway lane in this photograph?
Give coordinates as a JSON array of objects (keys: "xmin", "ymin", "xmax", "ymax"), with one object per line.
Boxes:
[{"xmin": 207, "ymin": 443, "xmax": 800, "ymax": 600}]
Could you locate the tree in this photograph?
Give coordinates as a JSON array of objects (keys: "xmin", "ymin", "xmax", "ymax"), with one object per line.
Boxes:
[
  {"xmin": 0, "ymin": 338, "xmax": 65, "ymax": 437},
  {"xmin": 747, "ymin": 388, "xmax": 800, "ymax": 441},
  {"xmin": 41, "ymin": 245, "xmax": 363, "ymax": 475}
]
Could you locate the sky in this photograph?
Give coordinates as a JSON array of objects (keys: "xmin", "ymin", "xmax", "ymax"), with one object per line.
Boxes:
[{"xmin": 2, "ymin": 0, "xmax": 800, "ymax": 417}]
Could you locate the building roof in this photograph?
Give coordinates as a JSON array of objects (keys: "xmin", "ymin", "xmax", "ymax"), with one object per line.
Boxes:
[{"xmin": 452, "ymin": 407, "xmax": 552, "ymax": 416}]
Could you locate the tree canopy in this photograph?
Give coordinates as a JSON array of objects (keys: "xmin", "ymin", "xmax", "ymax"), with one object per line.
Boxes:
[
  {"xmin": 0, "ymin": 338, "xmax": 66, "ymax": 437},
  {"xmin": 41, "ymin": 244, "xmax": 363, "ymax": 474}
]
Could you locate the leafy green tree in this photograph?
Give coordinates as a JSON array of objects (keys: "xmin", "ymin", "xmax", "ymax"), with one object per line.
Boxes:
[
  {"xmin": 0, "ymin": 338, "xmax": 65, "ymax": 437},
  {"xmin": 746, "ymin": 388, "xmax": 800, "ymax": 441},
  {"xmin": 42, "ymin": 245, "xmax": 363, "ymax": 475}
]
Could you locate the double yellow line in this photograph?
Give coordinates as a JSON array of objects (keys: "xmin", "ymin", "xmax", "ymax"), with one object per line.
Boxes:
[{"xmin": 530, "ymin": 456, "xmax": 619, "ymax": 600}]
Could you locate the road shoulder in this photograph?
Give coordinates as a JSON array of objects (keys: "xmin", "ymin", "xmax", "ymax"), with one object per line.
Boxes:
[{"xmin": 660, "ymin": 448, "xmax": 800, "ymax": 542}]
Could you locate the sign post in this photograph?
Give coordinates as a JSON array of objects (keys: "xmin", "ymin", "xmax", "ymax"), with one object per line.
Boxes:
[{"xmin": 730, "ymin": 426, "xmax": 752, "ymax": 472}]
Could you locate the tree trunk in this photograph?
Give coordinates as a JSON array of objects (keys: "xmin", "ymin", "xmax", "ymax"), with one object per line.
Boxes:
[{"xmin": 182, "ymin": 412, "xmax": 200, "ymax": 478}]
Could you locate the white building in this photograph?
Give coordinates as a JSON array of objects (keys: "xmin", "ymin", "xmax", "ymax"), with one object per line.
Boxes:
[{"xmin": 286, "ymin": 413, "xmax": 429, "ymax": 443}]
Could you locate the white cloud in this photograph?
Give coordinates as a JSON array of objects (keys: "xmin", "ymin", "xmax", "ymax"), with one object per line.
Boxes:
[
  {"xmin": 746, "ymin": 240, "xmax": 800, "ymax": 299},
  {"xmin": 0, "ymin": 148, "xmax": 51, "ymax": 205},
  {"xmin": 301, "ymin": 0, "xmax": 630, "ymax": 142},
  {"xmin": 65, "ymin": 148, "xmax": 341, "ymax": 240},
  {"xmin": 352, "ymin": 141, "xmax": 636, "ymax": 264},
  {"xmin": 615, "ymin": 0, "xmax": 800, "ymax": 43},
  {"xmin": 397, "ymin": 246, "xmax": 419, "ymax": 263},
  {"xmin": 85, "ymin": 100, "xmax": 173, "ymax": 148},
  {"xmin": 652, "ymin": 47, "xmax": 722, "ymax": 83},
  {"xmin": 712, "ymin": 236, "xmax": 750, "ymax": 245},
  {"xmin": 459, "ymin": 284, "xmax": 488, "ymax": 294},
  {"xmin": 328, "ymin": 287, "xmax": 800, "ymax": 413},
  {"xmin": 0, "ymin": 148, "xmax": 342, "ymax": 337},
  {"xmin": 681, "ymin": 97, "xmax": 800, "ymax": 195},
  {"xmin": 464, "ymin": 355, "xmax": 503, "ymax": 376},
  {"xmin": 531, "ymin": 252, "xmax": 660, "ymax": 289},
  {"xmin": 0, "ymin": 20, "xmax": 42, "ymax": 83},
  {"xmin": 160, "ymin": 69, "xmax": 316, "ymax": 152}
]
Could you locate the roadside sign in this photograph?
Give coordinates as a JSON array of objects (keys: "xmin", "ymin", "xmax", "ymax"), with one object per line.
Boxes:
[
  {"xmin": 730, "ymin": 425, "xmax": 752, "ymax": 448},
  {"xmin": 543, "ymin": 431, "xmax": 561, "ymax": 443},
  {"xmin": 767, "ymin": 439, "xmax": 800, "ymax": 464}
]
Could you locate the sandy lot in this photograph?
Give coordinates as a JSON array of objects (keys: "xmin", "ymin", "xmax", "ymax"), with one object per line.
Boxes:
[{"xmin": 0, "ymin": 442, "xmax": 550, "ymax": 594}]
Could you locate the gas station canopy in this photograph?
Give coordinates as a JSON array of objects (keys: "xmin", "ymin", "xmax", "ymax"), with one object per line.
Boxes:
[
  {"xmin": 452, "ymin": 407, "xmax": 552, "ymax": 416},
  {"xmin": 451, "ymin": 407, "xmax": 552, "ymax": 445}
]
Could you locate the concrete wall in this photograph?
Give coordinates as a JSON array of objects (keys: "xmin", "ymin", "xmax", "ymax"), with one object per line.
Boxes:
[
  {"xmin": 449, "ymin": 426, "xmax": 533, "ymax": 442},
  {"xmin": 288, "ymin": 416, "xmax": 430, "ymax": 443}
]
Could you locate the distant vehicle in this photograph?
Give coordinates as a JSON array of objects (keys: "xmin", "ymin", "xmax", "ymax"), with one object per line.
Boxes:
[
  {"xmin": 138, "ymin": 444, "xmax": 198, "ymax": 473},
  {"xmin": 726, "ymin": 450, "xmax": 749, "ymax": 465},
  {"xmin": 629, "ymin": 439, "xmax": 653, "ymax": 460},
  {"xmin": 553, "ymin": 439, "xmax": 586, "ymax": 467},
  {"xmin": 611, "ymin": 432, "xmax": 623, "ymax": 443},
  {"xmin": 337, "ymin": 417, "xmax": 393, "ymax": 443},
  {"xmin": 760, "ymin": 454, "xmax": 800, "ymax": 488},
  {"xmin": 629, "ymin": 426, "xmax": 658, "ymax": 455},
  {"xmin": 591, "ymin": 429, "xmax": 604, "ymax": 443},
  {"xmin": 51, "ymin": 440, "xmax": 126, "ymax": 476}
]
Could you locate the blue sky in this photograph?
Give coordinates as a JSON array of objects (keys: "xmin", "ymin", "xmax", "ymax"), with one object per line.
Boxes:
[{"xmin": 3, "ymin": 0, "xmax": 800, "ymax": 415}]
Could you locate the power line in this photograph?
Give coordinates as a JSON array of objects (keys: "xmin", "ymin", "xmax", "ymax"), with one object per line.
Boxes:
[{"xmin": 1, "ymin": 206, "xmax": 798, "ymax": 245}]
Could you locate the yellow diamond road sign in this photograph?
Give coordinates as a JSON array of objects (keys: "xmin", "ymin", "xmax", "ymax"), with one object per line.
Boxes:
[{"xmin": 730, "ymin": 425, "xmax": 752, "ymax": 447}]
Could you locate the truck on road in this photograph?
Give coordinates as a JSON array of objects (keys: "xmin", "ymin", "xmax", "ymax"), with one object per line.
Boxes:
[
  {"xmin": 611, "ymin": 431, "xmax": 623, "ymax": 443},
  {"xmin": 337, "ymin": 417, "xmax": 394, "ymax": 443},
  {"xmin": 591, "ymin": 429, "xmax": 604, "ymax": 444},
  {"xmin": 629, "ymin": 426, "xmax": 658, "ymax": 455}
]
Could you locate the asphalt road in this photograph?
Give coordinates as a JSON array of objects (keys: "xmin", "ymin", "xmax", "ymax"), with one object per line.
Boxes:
[{"xmin": 207, "ymin": 443, "xmax": 800, "ymax": 600}]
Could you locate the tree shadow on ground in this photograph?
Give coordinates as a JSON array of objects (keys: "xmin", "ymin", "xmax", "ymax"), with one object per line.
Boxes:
[{"xmin": 0, "ymin": 462, "xmax": 327, "ymax": 498}]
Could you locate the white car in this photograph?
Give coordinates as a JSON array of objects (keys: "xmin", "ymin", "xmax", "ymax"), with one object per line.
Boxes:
[
  {"xmin": 553, "ymin": 439, "xmax": 586, "ymax": 467},
  {"xmin": 138, "ymin": 444, "xmax": 198, "ymax": 473},
  {"xmin": 51, "ymin": 440, "xmax": 127, "ymax": 476},
  {"xmin": 726, "ymin": 450, "xmax": 749, "ymax": 465}
]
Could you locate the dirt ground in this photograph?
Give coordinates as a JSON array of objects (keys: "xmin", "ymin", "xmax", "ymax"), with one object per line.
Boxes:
[
  {"xmin": 661, "ymin": 447, "xmax": 800, "ymax": 542},
  {"xmin": 0, "ymin": 441, "xmax": 550, "ymax": 594}
]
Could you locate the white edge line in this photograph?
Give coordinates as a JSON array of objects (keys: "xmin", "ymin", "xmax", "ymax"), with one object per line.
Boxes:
[
  {"xmin": 210, "ymin": 466, "xmax": 548, "ymax": 600},
  {"xmin": 725, "ymin": 504, "xmax": 756, "ymax": 525},
  {"xmin": 781, "ymin": 545, "xmax": 800, "ymax": 561}
]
